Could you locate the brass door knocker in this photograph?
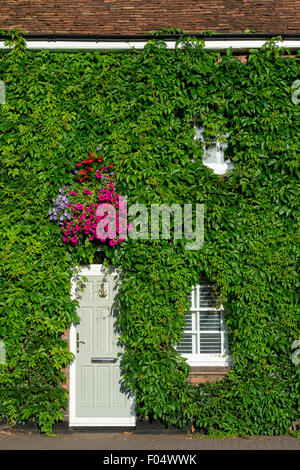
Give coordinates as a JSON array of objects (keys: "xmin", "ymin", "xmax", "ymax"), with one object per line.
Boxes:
[{"xmin": 98, "ymin": 282, "xmax": 107, "ymax": 298}]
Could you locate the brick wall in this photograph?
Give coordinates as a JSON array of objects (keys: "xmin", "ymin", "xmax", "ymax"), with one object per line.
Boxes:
[
  {"xmin": 186, "ymin": 366, "xmax": 231, "ymax": 386},
  {"xmin": 0, "ymin": 1, "xmax": 299, "ymax": 35}
]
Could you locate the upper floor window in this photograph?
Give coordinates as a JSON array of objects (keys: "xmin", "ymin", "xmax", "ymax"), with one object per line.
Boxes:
[
  {"xmin": 176, "ymin": 276, "xmax": 232, "ymax": 367},
  {"xmin": 194, "ymin": 121, "xmax": 234, "ymax": 175}
]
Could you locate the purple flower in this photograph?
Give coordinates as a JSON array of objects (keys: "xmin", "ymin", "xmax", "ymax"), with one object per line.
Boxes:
[{"xmin": 96, "ymin": 146, "xmax": 100, "ymax": 151}]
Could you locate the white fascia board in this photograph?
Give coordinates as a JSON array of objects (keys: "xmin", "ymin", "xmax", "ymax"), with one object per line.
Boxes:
[{"xmin": 0, "ymin": 39, "xmax": 299, "ymax": 51}]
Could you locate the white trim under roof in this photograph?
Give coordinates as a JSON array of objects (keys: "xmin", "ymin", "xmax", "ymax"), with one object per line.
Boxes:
[{"xmin": 0, "ymin": 38, "xmax": 299, "ymax": 51}]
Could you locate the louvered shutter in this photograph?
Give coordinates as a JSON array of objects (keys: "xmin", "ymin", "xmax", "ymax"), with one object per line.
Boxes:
[{"xmin": 177, "ymin": 277, "xmax": 226, "ymax": 356}]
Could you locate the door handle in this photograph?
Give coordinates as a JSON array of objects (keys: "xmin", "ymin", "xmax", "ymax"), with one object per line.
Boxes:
[{"xmin": 76, "ymin": 332, "xmax": 85, "ymax": 353}]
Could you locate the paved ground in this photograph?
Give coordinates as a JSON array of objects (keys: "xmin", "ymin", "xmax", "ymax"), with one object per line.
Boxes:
[{"xmin": 0, "ymin": 428, "xmax": 299, "ymax": 450}]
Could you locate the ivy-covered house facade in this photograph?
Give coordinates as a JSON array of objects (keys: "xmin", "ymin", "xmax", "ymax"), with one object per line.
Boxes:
[{"xmin": 0, "ymin": 2, "xmax": 299, "ymax": 435}]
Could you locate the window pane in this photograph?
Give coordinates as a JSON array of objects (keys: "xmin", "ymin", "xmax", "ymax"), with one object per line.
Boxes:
[
  {"xmin": 184, "ymin": 311, "xmax": 192, "ymax": 330},
  {"xmin": 194, "ymin": 124, "xmax": 233, "ymax": 172},
  {"xmin": 194, "ymin": 125, "xmax": 218, "ymax": 164},
  {"xmin": 203, "ymin": 145, "xmax": 218, "ymax": 164},
  {"xmin": 217, "ymin": 139, "xmax": 228, "ymax": 165},
  {"xmin": 177, "ymin": 333, "xmax": 193, "ymax": 354},
  {"xmin": 199, "ymin": 283, "xmax": 218, "ymax": 308},
  {"xmin": 199, "ymin": 310, "xmax": 221, "ymax": 331},
  {"xmin": 200, "ymin": 333, "xmax": 221, "ymax": 353},
  {"xmin": 195, "ymin": 125, "xmax": 204, "ymax": 140}
]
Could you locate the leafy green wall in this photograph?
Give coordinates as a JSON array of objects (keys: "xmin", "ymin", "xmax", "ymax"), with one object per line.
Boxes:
[{"xmin": 0, "ymin": 32, "xmax": 299, "ymax": 435}]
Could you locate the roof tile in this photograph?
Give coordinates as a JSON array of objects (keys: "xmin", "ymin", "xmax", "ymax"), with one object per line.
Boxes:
[{"xmin": 0, "ymin": 1, "xmax": 299, "ymax": 35}]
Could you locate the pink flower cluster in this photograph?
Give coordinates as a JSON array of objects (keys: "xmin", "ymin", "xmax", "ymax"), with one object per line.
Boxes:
[
  {"xmin": 51, "ymin": 148, "xmax": 130, "ymax": 248},
  {"xmin": 60, "ymin": 183, "xmax": 128, "ymax": 246}
]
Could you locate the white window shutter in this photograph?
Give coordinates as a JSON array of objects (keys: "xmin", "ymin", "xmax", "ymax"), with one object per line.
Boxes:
[{"xmin": 176, "ymin": 276, "xmax": 232, "ymax": 366}]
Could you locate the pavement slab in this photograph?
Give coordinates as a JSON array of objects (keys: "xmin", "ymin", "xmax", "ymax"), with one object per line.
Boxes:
[{"xmin": 0, "ymin": 430, "xmax": 299, "ymax": 451}]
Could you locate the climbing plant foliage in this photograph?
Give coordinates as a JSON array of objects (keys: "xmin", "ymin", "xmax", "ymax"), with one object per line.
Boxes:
[{"xmin": 0, "ymin": 30, "xmax": 299, "ymax": 435}]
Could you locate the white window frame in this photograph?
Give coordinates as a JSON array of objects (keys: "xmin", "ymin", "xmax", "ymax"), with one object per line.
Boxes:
[
  {"xmin": 193, "ymin": 122, "xmax": 234, "ymax": 175},
  {"xmin": 177, "ymin": 282, "xmax": 233, "ymax": 367}
]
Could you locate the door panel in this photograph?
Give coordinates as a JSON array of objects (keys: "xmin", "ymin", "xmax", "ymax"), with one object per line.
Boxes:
[{"xmin": 73, "ymin": 267, "xmax": 134, "ymax": 423}]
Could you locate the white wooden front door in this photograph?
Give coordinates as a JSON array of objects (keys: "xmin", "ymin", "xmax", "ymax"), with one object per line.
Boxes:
[{"xmin": 69, "ymin": 265, "xmax": 135, "ymax": 426}]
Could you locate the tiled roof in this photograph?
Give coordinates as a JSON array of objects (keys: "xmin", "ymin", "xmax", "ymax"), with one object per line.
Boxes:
[{"xmin": 0, "ymin": 1, "xmax": 299, "ymax": 35}]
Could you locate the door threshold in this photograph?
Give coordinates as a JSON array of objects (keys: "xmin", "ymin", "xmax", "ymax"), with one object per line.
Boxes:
[{"xmin": 69, "ymin": 417, "xmax": 136, "ymax": 427}]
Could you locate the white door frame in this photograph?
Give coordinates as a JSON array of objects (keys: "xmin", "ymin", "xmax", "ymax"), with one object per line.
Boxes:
[{"xmin": 69, "ymin": 264, "xmax": 136, "ymax": 427}]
